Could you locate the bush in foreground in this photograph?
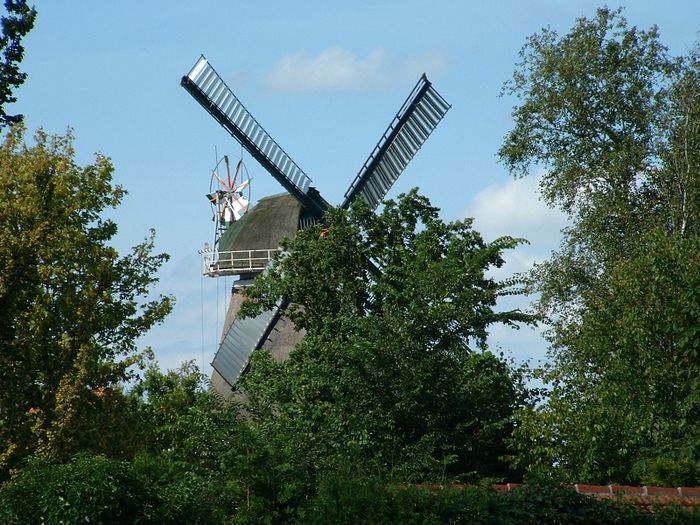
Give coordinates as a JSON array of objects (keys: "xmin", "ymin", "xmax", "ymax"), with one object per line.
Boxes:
[
  {"xmin": 3, "ymin": 456, "xmax": 700, "ymax": 524},
  {"xmin": 0, "ymin": 453, "xmax": 227, "ymax": 525}
]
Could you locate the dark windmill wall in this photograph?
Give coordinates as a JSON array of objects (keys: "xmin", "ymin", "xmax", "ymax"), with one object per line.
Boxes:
[{"xmin": 210, "ymin": 192, "xmax": 307, "ymax": 399}]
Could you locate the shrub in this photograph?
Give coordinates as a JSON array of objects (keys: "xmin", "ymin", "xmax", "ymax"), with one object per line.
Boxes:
[
  {"xmin": 0, "ymin": 454, "xmax": 151, "ymax": 524},
  {"xmin": 0, "ymin": 453, "xmax": 228, "ymax": 525},
  {"xmin": 298, "ymin": 478, "xmax": 700, "ymax": 525},
  {"xmin": 639, "ymin": 457, "xmax": 699, "ymax": 488}
]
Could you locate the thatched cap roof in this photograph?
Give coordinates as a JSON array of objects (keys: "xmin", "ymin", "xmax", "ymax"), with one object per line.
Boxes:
[{"xmin": 218, "ymin": 192, "xmax": 302, "ymax": 252}]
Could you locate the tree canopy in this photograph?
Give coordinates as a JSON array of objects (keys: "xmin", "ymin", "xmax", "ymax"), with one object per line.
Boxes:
[
  {"xmin": 236, "ymin": 191, "xmax": 534, "ymax": 509},
  {"xmin": 500, "ymin": 7, "xmax": 700, "ymax": 483},
  {"xmin": 0, "ymin": 126, "xmax": 173, "ymax": 477},
  {"xmin": 7, "ymin": 4, "xmax": 700, "ymax": 520},
  {"xmin": 500, "ymin": 7, "xmax": 700, "ymax": 319}
]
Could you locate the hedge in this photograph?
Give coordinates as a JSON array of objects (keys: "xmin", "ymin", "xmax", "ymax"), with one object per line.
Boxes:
[{"xmin": 3, "ymin": 455, "xmax": 700, "ymax": 524}]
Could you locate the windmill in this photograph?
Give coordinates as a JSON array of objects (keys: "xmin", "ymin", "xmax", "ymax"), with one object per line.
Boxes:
[{"xmin": 182, "ymin": 55, "xmax": 450, "ymax": 397}]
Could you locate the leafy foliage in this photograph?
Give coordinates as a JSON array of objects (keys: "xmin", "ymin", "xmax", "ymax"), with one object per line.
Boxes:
[
  {"xmin": 0, "ymin": 1, "xmax": 36, "ymax": 127},
  {"xmin": 500, "ymin": 7, "xmax": 700, "ymax": 482},
  {"xmin": 231, "ymin": 191, "xmax": 534, "ymax": 519},
  {"xmin": 3, "ymin": 454, "xmax": 699, "ymax": 524},
  {"xmin": 127, "ymin": 361, "xmax": 242, "ymax": 472},
  {"xmin": 130, "ymin": 453, "xmax": 231, "ymax": 525},
  {"xmin": 500, "ymin": 7, "xmax": 696, "ymax": 321},
  {"xmin": 0, "ymin": 126, "xmax": 172, "ymax": 476},
  {"xmin": 301, "ymin": 481, "xmax": 688, "ymax": 525},
  {"xmin": 513, "ymin": 231, "xmax": 700, "ymax": 483},
  {"xmin": 0, "ymin": 454, "xmax": 151, "ymax": 525},
  {"xmin": 0, "ymin": 452, "xmax": 230, "ymax": 525},
  {"xmin": 244, "ymin": 191, "xmax": 531, "ymax": 346},
  {"xmin": 642, "ymin": 457, "xmax": 700, "ymax": 488}
]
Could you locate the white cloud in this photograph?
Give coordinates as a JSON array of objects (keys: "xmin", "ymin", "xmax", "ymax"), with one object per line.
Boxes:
[
  {"xmin": 265, "ymin": 47, "xmax": 448, "ymax": 92},
  {"xmin": 466, "ymin": 172, "xmax": 566, "ymax": 254}
]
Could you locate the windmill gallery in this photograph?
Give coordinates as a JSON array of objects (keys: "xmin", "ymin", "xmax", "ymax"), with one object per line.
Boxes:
[{"xmin": 181, "ymin": 56, "xmax": 450, "ymax": 398}]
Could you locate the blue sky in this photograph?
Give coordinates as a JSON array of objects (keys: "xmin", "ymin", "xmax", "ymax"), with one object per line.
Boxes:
[{"xmin": 10, "ymin": 1, "xmax": 700, "ymax": 372}]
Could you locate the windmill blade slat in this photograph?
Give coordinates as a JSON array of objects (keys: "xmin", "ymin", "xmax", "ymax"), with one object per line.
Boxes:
[
  {"xmin": 213, "ymin": 85, "xmax": 228, "ymax": 107},
  {"xmin": 393, "ymin": 135, "xmax": 411, "ymax": 162},
  {"xmin": 382, "ymin": 150, "xmax": 401, "ymax": 180},
  {"xmin": 366, "ymin": 176, "xmax": 379, "ymax": 196},
  {"xmin": 198, "ymin": 69, "xmax": 215, "ymax": 92},
  {"xmin": 251, "ymin": 126, "xmax": 264, "ymax": 144},
  {"xmin": 260, "ymin": 136, "xmax": 272, "ymax": 157},
  {"xmin": 407, "ymin": 114, "xmax": 429, "ymax": 141},
  {"xmin": 246, "ymin": 122, "xmax": 259, "ymax": 143},
  {"xmin": 280, "ymin": 156, "xmax": 291, "ymax": 175},
  {"xmin": 229, "ymin": 103, "xmax": 243, "ymax": 123},
  {"xmin": 240, "ymin": 114, "xmax": 252, "ymax": 135},
  {"xmin": 390, "ymin": 141, "xmax": 409, "ymax": 166},
  {"xmin": 247, "ymin": 119, "xmax": 259, "ymax": 138},
  {"xmin": 341, "ymin": 74, "xmax": 450, "ymax": 211},
  {"xmin": 258, "ymin": 135, "xmax": 269, "ymax": 153},
  {"xmin": 415, "ymin": 94, "xmax": 438, "ymax": 120},
  {"xmin": 271, "ymin": 148, "xmax": 282, "ymax": 166},
  {"xmin": 415, "ymin": 103, "xmax": 438, "ymax": 127},
  {"xmin": 208, "ymin": 82, "xmax": 222, "ymax": 104},
  {"xmin": 377, "ymin": 164, "xmax": 394, "ymax": 188},
  {"xmin": 386, "ymin": 141, "xmax": 411, "ymax": 166},
  {"xmin": 206, "ymin": 72, "xmax": 221, "ymax": 93},
  {"xmin": 415, "ymin": 104, "xmax": 440, "ymax": 129},
  {"xmin": 384, "ymin": 149, "xmax": 402, "ymax": 175},
  {"xmin": 220, "ymin": 93, "xmax": 234, "ymax": 113},
  {"xmin": 424, "ymin": 92, "xmax": 449, "ymax": 122},
  {"xmin": 364, "ymin": 182, "xmax": 380, "ymax": 205},
  {"xmin": 289, "ymin": 166, "xmax": 301, "ymax": 186},
  {"xmin": 182, "ymin": 56, "xmax": 328, "ymax": 219},
  {"xmin": 401, "ymin": 123, "xmax": 421, "ymax": 150},
  {"xmin": 374, "ymin": 163, "xmax": 390, "ymax": 185},
  {"xmin": 425, "ymin": 87, "xmax": 451, "ymax": 115},
  {"xmin": 212, "ymin": 301, "xmax": 283, "ymax": 387}
]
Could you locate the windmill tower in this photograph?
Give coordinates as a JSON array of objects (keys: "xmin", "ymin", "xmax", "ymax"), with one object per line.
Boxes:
[{"xmin": 182, "ymin": 56, "xmax": 450, "ymax": 398}]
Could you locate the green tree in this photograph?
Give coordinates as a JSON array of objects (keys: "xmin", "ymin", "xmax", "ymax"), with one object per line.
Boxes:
[
  {"xmin": 125, "ymin": 363, "xmax": 242, "ymax": 524},
  {"xmin": 233, "ymin": 191, "xmax": 533, "ymax": 518},
  {"xmin": 501, "ymin": 7, "xmax": 684, "ymax": 319},
  {"xmin": 127, "ymin": 361, "xmax": 242, "ymax": 472},
  {"xmin": 512, "ymin": 231, "xmax": 700, "ymax": 483},
  {"xmin": 0, "ymin": 1, "xmax": 36, "ymax": 127},
  {"xmin": 500, "ymin": 8, "xmax": 700, "ymax": 482},
  {"xmin": 0, "ymin": 125, "xmax": 172, "ymax": 477}
]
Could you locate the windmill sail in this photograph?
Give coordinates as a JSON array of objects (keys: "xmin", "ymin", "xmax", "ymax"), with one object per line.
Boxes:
[
  {"xmin": 341, "ymin": 74, "xmax": 450, "ymax": 211},
  {"xmin": 182, "ymin": 56, "xmax": 329, "ymax": 219},
  {"xmin": 212, "ymin": 297, "xmax": 285, "ymax": 387}
]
